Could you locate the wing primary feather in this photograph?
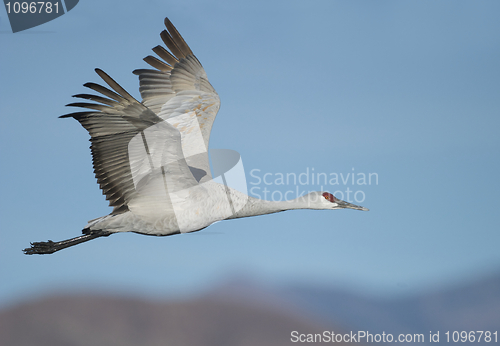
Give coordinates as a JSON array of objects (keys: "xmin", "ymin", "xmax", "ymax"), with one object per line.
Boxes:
[
  {"xmin": 160, "ymin": 30, "xmax": 185, "ymax": 59},
  {"xmin": 132, "ymin": 68, "xmax": 165, "ymax": 76},
  {"xmin": 65, "ymin": 102, "xmax": 112, "ymax": 111},
  {"xmin": 144, "ymin": 55, "xmax": 173, "ymax": 72},
  {"xmin": 152, "ymin": 45, "xmax": 178, "ymax": 66},
  {"xmin": 83, "ymin": 82, "xmax": 124, "ymax": 102},
  {"xmin": 59, "ymin": 111, "xmax": 94, "ymax": 119},
  {"xmin": 95, "ymin": 68, "xmax": 136, "ymax": 103},
  {"xmin": 72, "ymin": 93, "xmax": 119, "ymax": 106},
  {"xmin": 164, "ymin": 17, "xmax": 194, "ymax": 57}
]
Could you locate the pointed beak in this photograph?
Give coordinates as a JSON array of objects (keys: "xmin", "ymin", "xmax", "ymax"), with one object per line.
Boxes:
[{"xmin": 337, "ymin": 200, "xmax": 369, "ymax": 211}]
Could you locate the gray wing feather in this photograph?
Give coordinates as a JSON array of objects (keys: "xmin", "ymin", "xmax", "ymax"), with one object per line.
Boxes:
[
  {"xmin": 132, "ymin": 18, "xmax": 221, "ymax": 183},
  {"xmin": 62, "ymin": 68, "xmax": 197, "ymax": 214}
]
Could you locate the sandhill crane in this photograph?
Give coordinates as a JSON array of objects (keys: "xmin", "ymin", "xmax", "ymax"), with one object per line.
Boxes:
[{"xmin": 23, "ymin": 17, "xmax": 368, "ymax": 255}]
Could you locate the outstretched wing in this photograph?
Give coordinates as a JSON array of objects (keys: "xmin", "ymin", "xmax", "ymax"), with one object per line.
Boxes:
[
  {"xmin": 133, "ymin": 18, "xmax": 220, "ymax": 183},
  {"xmin": 62, "ymin": 69, "xmax": 198, "ymax": 215}
]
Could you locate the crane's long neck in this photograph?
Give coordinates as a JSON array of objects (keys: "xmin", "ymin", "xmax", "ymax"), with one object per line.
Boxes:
[{"xmin": 227, "ymin": 196, "xmax": 312, "ymax": 220}]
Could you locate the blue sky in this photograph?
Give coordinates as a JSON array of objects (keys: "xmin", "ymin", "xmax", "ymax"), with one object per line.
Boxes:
[{"xmin": 1, "ymin": 0, "xmax": 499, "ymax": 307}]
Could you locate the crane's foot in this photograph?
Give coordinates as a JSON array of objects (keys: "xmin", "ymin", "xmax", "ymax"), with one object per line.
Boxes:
[
  {"xmin": 23, "ymin": 240, "xmax": 58, "ymax": 255},
  {"xmin": 23, "ymin": 230, "xmax": 111, "ymax": 255}
]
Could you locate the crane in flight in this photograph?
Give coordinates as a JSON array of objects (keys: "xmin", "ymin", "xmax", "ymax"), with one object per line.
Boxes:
[{"xmin": 24, "ymin": 17, "xmax": 368, "ymax": 255}]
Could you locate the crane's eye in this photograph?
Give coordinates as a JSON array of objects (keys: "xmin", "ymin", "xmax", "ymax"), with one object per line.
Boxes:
[{"xmin": 322, "ymin": 192, "xmax": 336, "ymax": 202}]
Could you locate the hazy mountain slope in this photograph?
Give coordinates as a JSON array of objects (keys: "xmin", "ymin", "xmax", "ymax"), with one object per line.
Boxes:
[
  {"xmin": 0, "ymin": 295, "xmax": 345, "ymax": 346},
  {"xmin": 281, "ymin": 273, "xmax": 500, "ymax": 334},
  {"xmin": 2, "ymin": 272, "xmax": 499, "ymax": 346}
]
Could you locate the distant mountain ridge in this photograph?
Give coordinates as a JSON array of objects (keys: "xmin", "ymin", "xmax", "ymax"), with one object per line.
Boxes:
[
  {"xmin": 208, "ymin": 271, "xmax": 500, "ymax": 345},
  {"xmin": 279, "ymin": 272, "xmax": 500, "ymax": 334},
  {"xmin": 1, "ymin": 271, "xmax": 499, "ymax": 346},
  {"xmin": 0, "ymin": 294, "xmax": 348, "ymax": 346}
]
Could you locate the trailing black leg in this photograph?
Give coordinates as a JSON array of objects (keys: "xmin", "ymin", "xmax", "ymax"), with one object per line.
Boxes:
[{"xmin": 23, "ymin": 230, "xmax": 112, "ymax": 255}]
